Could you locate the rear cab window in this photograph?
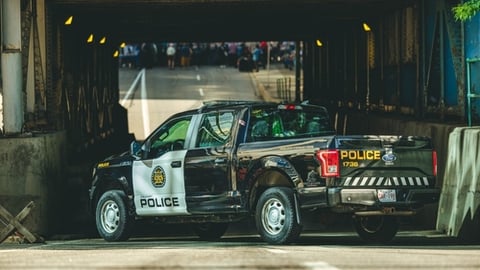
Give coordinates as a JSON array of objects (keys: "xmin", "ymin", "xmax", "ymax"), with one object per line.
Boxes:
[{"xmin": 247, "ymin": 104, "xmax": 334, "ymax": 142}]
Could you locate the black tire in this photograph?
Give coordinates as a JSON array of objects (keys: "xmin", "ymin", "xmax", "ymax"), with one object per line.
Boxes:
[
  {"xmin": 95, "ymin": 190, "xmax": 134, "ymax": 241},
  {"xmin": 353, "ymin": 216, "xmax": 399, "ymax": 244},
  {"xmin": 193, "ymin": 223, "xmax": 229, "ymax": 241},
  {"xmin": 255, "ymin": 187, "xmax": 302, "ymax": 244}
]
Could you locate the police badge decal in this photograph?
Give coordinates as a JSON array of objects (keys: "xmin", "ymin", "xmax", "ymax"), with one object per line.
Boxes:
[{"xmin": 151, "ymin": 166, "xmax": 166, "ymax": 187}]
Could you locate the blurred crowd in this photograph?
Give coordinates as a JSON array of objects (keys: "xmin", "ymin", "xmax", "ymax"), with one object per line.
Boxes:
[{"xmin": 118, "ymin": 41, "xmax": 298, "ymax": 71}]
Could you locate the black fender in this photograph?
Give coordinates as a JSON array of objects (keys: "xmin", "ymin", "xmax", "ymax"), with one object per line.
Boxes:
[
  {"xmin": 246, "ymin": 155, "xmax": 303, "ymax": 213},
  {"xmin": 89, "ymin": 171, "xmax": 131, "ymax": 214}
]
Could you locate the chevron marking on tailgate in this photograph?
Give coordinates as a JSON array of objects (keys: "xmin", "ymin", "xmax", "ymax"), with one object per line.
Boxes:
[{"xmin": 344, "ymin": 176, "xmax": 430, "ymax": 186}]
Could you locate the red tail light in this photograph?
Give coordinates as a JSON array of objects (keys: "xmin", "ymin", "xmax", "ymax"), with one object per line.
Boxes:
[
  {"xmin": 316, "ymin": 150, "xmax": 340, "ymax": 177},
  {"xmin": 432, "ymin": 150, "xmax": 437, "ymax": 176},
  {"xmin": 285, "ymin": 104, "xmax": 296, "ymax": 110}
]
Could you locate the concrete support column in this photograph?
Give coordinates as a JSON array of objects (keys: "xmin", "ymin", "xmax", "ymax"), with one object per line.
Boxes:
[{"xmin": 1, "ymin": 0, "xmax": 23, "ymax": 134}]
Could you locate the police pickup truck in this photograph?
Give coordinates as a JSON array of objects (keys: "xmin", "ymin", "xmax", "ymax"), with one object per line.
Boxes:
[{"xmin": 89, "ymin": 100, "xmax": 439, "ymax": 244}]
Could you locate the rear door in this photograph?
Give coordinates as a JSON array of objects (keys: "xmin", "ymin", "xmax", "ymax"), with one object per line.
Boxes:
[{"xmin": 183, "ymin": 110, "xmax": 238, "ymax": 212}]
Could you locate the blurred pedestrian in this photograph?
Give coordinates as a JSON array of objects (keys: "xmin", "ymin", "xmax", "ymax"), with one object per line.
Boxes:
[
  {"xmin": 139, "ymin": 43, "xmax": 157, "ymax": 69},
  {"xmin": 252, "ymin": 44, "xmax": 262, "ymax": 72},
  {"xmin": 190, "ymin": 43, "xmax": 201, "ymax": 67},
  {"xmin": 166, "ymin": 43, "xmax": 176, "ymax": 69},
  {"xmin": 260, "ymin": 41, "xmax": 268, "ymax": 67},
  {"xmin": 180, "ymin": 43, "xmax": 192, "ymax": 68},
  {"xmin": 228, "ymin": 42, "xmax": 237, "ymax": 67}
]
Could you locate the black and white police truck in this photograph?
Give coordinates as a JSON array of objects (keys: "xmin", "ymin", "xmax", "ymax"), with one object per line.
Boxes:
[{"xmin": 89, "ymin": 101, "xmax": 439, "ymax": 244}]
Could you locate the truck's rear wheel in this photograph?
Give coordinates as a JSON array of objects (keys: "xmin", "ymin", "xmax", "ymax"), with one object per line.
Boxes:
[
  {"xmin": 193, "ymin": 222, "xmax": 229, "ymax": 240},
  {"xmin": 96, "ymin": 190, "xmax": 133, "ymax": 241},
  {"xmin": 353, "ymin": 216, "xmax": 398, "ymax": 243},
  {"xmin": 255, "ymin": 187, "xmax": 302, "ymax": 244}
]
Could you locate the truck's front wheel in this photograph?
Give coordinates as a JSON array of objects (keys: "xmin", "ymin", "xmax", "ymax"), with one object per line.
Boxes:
[
  {"xmin": 96, "ymin": 190, "xmax": 133, "ymax": 241},
  {"xmin": 255, "ymin": 187, "xmax": 302, "ymax": 244},
  {"xmin": 353, "ymin": 216, "xmax": 398, "ymax": 243}
]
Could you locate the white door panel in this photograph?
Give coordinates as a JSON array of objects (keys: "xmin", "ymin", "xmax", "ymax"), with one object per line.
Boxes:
[{"xmin": 133, "ymin": 150, "xmax": 189, "ymax": 216}]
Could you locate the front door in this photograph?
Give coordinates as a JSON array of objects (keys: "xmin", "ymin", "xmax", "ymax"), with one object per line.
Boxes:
[
  {"xmin": 132, "ymin": 115, "xmax": 192, "ymax": 216},
  {"xmin": 132, "ymin": 150, "xmax": 189, "ymax": 216}
]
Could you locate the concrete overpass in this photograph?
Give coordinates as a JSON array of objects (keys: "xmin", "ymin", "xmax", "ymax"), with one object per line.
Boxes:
[{"xmin": 0, "ymin": 0, "xmax": 479, "ymax": 241}]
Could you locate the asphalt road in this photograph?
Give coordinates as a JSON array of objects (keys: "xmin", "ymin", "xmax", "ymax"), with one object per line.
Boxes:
[
  {"xmin": 0, "ymin": 231, "xmax": 478, "ymax": 270},
  {"xmin": 118, "ymin": 65, "xmax": 261, "ymax": 139}
]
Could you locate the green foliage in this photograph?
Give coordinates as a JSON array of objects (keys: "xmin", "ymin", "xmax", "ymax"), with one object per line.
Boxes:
[{"xmin": 452, "ymin": 0, "xmax": 480, "ymax": 21}]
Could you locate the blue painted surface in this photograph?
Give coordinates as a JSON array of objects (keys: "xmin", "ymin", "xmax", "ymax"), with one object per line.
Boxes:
[
  {"xmin": 465, "ymin": 13, "xmax": 480, "ymax": 123},
  {"xmin": 443, "ymin": 15, "xmax": 458, "ymax": 107}
]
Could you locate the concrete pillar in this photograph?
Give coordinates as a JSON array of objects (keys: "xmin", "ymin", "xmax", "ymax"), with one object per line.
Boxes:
[{"xmin": 1, "ymin": 0, "xmax": 23, "ymax": 134}]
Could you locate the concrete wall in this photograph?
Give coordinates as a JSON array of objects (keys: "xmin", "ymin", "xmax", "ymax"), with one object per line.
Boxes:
[
  {"xmin": 0, "ymin": 132, "xmax": 67, "ymax": 237},
  {"xmin": 436, "ymin": 127, "xmax": 480, "ymax": 241}
]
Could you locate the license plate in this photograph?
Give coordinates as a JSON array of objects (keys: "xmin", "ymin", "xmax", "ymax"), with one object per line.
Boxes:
[{"xmin": 377, "ymin": 189, "xmax": 396, "ymax": 202}]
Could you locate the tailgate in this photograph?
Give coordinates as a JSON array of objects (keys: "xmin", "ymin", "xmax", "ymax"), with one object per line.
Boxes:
[{"xmin": 335, "ymin": 135, "xmax": 437, "ymax": 188}]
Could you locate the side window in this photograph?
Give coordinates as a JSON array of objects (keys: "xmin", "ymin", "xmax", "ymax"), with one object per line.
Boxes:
[
  {"xmin": 248, "ymin": 108, "xmax": 275, "ymax": 142},
  {"xmin": 196, "ymin": 111, "xmax": 235, "ymax": 148},
  {"xmin": 146, "ymin": 116, "xmax": 192, "ymax": 159}
]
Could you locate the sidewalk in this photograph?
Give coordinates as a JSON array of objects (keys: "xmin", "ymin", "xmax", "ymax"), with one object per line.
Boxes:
[{"xmin": 249, "ymin": 62, "xmax": 300, "ymax": 103}]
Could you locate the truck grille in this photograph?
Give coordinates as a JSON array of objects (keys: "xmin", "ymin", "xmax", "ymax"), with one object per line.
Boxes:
[{"xmin": 343, "ymin": 176, "xmax": 430, "ymax": 187}]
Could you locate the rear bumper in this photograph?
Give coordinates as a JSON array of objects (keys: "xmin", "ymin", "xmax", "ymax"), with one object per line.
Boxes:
[{"xmin": 328, "ymin": 187, "xmax": 440, "ymax": 209}]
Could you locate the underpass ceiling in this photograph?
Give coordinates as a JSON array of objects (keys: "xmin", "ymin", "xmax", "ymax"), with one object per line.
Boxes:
[{"xmin": 50, "ymin": 0, "xmax": 414, "ymax": 43}]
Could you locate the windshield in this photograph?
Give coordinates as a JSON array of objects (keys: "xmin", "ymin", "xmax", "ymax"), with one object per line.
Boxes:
[{"xmin": 142, "ymin": 115, "xmax": 192, "ymax": 158}]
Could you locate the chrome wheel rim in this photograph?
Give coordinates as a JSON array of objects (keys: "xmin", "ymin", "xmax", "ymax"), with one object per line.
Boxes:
[
  {"xmin": 261, "ymin": 198, "xmax": 285, "ymax": 235},
  {"xmin": 100, "ymin": 199, "xmax": 120, "ymax": 234}
]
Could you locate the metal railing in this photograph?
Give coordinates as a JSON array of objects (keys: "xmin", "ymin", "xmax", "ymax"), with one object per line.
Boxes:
[
  {"xmin": 466, "ymin": 58, "xmax": 480, "ymax": 126},
  {"xmin": 276, "ymin": 77, "xmax": 293, "ymax": 102}
]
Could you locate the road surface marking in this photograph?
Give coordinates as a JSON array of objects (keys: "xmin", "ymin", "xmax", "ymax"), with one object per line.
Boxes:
[
  {"xmin": 266, "ymin": 248, "xmax": 287, "ymax": 254},
  {"xmin": 303, "ymin": 261, "xmax": 341, "ymax": 270},
  {"xmin": 121, "ymin": 69, "xmax": 144, "ymax": 106},
  {"xmin": 197, "ymin": 74, "xmax": 204, "ymax": 97},
  {"xmin": 141, "ymin": 69, "xmax": 150, "ymax": 136}
]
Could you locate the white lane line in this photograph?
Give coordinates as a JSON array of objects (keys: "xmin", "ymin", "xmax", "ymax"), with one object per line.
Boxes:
[
  {"xmin": 266, "ymin": 248, "xmax": 288, "ymax": 254},
  {"xmin": 121, "ymin": 68, "xmax": 144, "ymax": 106},
  {"xmin": 140, "ymin": 69, "xmax": 150, "ymax": 136},
  {"xmin": 266, "ymin": 249, "xmax": 340, "ymax": 270},
  {"xmin": 196, "ymin": 74, "xmax": 204, "ymax": 97},
  {"xmin": 303, "ymin": 261, "xmax": 341, "ymax": 270}
]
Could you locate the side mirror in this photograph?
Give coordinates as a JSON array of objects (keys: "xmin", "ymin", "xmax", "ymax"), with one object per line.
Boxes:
[{"xmin": 130, "ymin": 141, "xmax": 142, "ymax": 156}]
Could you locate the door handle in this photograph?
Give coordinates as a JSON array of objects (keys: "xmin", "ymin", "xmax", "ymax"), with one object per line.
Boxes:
[{"xmin": 171, "ymin": 161, "xmax": 182, "ymax": 168}]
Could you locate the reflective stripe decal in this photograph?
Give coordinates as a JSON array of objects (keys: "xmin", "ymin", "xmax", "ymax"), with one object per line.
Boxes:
[
  {"xmin": 360, "ymin": 177, "xmax": 369, "ymax": 186},
  {"xmin": 423, "ymin": 177, "xmax": 429, "ymax": 186},
  {"xmin": 343, "ymin": 176, "xmax": 431, "ymax": 186}
]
